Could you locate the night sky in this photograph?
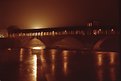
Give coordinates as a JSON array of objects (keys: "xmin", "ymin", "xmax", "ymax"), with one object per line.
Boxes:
[{"xmin": 0, "ymin": 0, "xmax": 119, "ymax": 29}]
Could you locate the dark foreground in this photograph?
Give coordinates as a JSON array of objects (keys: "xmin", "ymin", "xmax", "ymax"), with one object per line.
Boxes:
[{"xmin": 0, "ymin": 48, "xmax": 121, "ymax": 81}]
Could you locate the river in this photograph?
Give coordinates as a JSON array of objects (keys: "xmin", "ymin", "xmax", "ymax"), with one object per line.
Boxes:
[{"xmin": 0, "ymin": 48, "xmax": 121, "ymax": 81}]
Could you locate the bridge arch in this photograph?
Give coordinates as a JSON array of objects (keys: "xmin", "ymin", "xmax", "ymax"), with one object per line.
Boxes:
[
  {"xmin": 27, "ymin": 37, "xmax": 46, "ymax": 49},
  {"xmin": 18, "ymin": 37, "xmax": 46, "ymax": 48},
  {"xmin": 52, "ymin": 37, "xmax": 84, "ymax": 50},
  {"xmin": 93, "ymin": 36, "xmax": 119, "ymax": 51}
]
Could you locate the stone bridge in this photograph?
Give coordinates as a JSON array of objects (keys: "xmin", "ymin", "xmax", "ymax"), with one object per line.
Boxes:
[{"xmin": 7, "ymin": 26, "xmax": 120, "ymax": 51}]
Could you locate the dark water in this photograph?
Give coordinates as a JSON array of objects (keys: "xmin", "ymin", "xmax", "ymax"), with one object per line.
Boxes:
[{"xmin": 0, "ymin": 48, "xmax": 121, "ymax": 81}]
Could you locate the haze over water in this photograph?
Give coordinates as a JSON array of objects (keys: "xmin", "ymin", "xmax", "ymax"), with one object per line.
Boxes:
[{"xmin": 0, "ymin": 48, "xmax": 120, "ymax": 81}]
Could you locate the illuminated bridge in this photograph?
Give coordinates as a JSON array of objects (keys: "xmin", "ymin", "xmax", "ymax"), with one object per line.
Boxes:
[{"xmin": 7, "ymin": 26, "xmax": 120, "ymax": 51}]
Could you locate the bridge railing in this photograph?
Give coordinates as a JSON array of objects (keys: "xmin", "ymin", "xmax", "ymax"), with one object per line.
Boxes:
[{"xmin": 7, "ymin": 28, "xmax": 120, "ymax": 38}]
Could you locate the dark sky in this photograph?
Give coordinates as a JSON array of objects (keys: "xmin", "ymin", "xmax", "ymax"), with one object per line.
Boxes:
[{"xmin": 0, "ymin": 0, "xmax": 119, "ymax": 29}]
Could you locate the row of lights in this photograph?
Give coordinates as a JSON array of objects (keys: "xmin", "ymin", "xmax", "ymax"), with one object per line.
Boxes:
[
  {"xmin": 0, "ymin": 34, "xmax": 5, "ymax": 38},
  {"xmin": 8, "ymin": 29, "xmax": 118, "ymax": 37}
]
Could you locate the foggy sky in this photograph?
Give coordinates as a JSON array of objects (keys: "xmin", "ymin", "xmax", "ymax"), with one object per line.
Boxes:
[{"xmin": 0, "ymin": 0, "xmax": 119, "ymax": 29}]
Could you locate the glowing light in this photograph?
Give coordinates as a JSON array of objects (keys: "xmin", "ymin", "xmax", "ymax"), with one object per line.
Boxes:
[
  {"xmin": 93, "ymin": 30, "xmax": 97, "ymax": 35},
  {"xmin": 51, "ymin": 54, "xmax": 55, "ymax": 62},
  {"xmin": 34, "ymin": 26, "xmax": 41, "ymax": 29},
  {"xmin": 8, "ymin": 48, "xmax": 11, "ymax": 51},
  {"xmin": 30, "ymin": 25, "xmax": 45, "ymax": 29},
  {"xmin": 50, "ymin": 49, "xmax": 56, "ymax": 62},
  {"xmin": 0, "ymin": 34, "xmax": 5, "ymax": 38},
  {"xmin": 51, "ymin": 63, "xmax": 55, "ymax": 75},
  {"xmin": 63, "ymin": 50, "xmax": 68, "ymax": 57},
  {"xmin": 19, "ymin": 51, "xmax": 37, "ymax": 81},
  {"xmin": 50, "ymin": 49, "xmax": 56, "ymax": 75},
  {"xmin": 99, "ymin": 29, "xmax": 102, "ymax": 31},
  {"xmin": 109, "ymin": 52, "xmax": 117, "ymax": 65},
  {"xmin": 110, "ymin": 54, "xmax": 115, "ymax": 64},
  {"xmin": 20, "ymin": 48, "xmax": 24, "ymax": 62},
  {"xmin": 63, "ymin": 61, "xmax": 68, "ymax": 75},
  {"xmin": 40, "ymin": 51, "xmax": 46, "ymax": 63},
  {"xmin": 29, "ymin": 37, "xmax": 46, "ymax": 51},
  {"xmin": 32, "ymin": 46, "xmax": 45, "ymax": 50},
  {"xmin": 33, "ymin": 55, "xmax": 37, "ymax": 81},
  {"xmin": 40, "ymin": 55, "xmax": 46, "ymax": 62},
  {"xmin": 97, "ymin": 54, "xmax": 103, "ymax": 66},
  {"xmin": 111, "ymin": 29, "xmax": 114, "ymax": 31},
  {"xmin": 62, "ymin": 50, "xmax": 69, "ymax": 75}
]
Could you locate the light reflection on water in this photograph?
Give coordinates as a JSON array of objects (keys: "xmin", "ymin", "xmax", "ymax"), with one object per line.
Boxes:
[
  {"xmin": 95, "ymin": 52, "xmax": 119, "ymax": 66},
  {"xmin": 0, "ymin": 48, "xmax": 120, "ymax": 81},
  {"xmin": 19, "ymin": 48, "xmax": 24, "ymax": 62},
  {"xmin": 97, "ymin": 53, "xmax": 103, "ymax": 66},
  {"xmin": 50, "ymin": 49, "xmax": 56, "ymax": 75},
  {"xmin": 19, "ymin": 48, "xmax": 37, "ymax": 81},
  {"xmin": 95, "ymin": 52, "xmax": 120, "ymax": 81},
  {"xmin": 62, "ymin": 50, "xmax": 69, "ymax": 76}
]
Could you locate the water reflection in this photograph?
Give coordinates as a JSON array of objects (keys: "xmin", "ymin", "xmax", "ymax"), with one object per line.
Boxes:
[
  {"xmin": 50, "ymin": 49, "xmax": 56, "ymax": 75},
  {"xmin": 110, "ymin": 67, "xmax": 117, "ymax": 81},
  {"xmin": 95, "ymin": 52, "xmax": 119, "ymax": 66},
  {"xmin": 95, "ymin": 52, "xmax": 120, "ymax": 81},
  {"xmin": 37, "ymin": 49, "xmax": 56, "ymax": 81},
  {"xmin": 96, "ymin": 65, "xmax": 119, "ymax": 81},
  {"xmin": 109, "ymin": 52, "xmax": 118, "ymax": 65},
  {"xmin": 51, "ymin": 49, "xmax": 56, "ymax": 62},
  {"xmin": 62, "ymin": 50, "xmax": 69, "ymax": 76},
  {"xmin": 19, "ymin": 48, "xmax": 24, "ymax": 62},
  {"xmin": 97, "ymin": 68, "xmax": 103, "ymax": 81},
  {"xmin": 97, "ymin": 53, "xmax": 103, "ymax": 66},
  {"xmin": 0, "ymin": 48, "xmax": 120, "ymax": 81},
  {"xmin": 19, "ymin": 49, "xmax": 37, "ymax": 81},
  {"xmin": 33, "ymin": 55, "xmax": 37, "ymax": 81}
]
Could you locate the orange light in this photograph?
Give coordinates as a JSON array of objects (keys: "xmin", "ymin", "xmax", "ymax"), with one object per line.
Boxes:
[
  {"xmin": 97, "ymin": 54, "xmax": 103, "ymax": 66},
  {"xmin": 31, "ymin": 46, "xmax": 45, "ymax": 50},
  {"xmin": 20, "ymin": 48, "xmax": 24, "ymax": 62},
  {"xmin": 33, "ymin": 55, "xmax": 37, "ymax": 81},
  {"xmin": 109, "ymin": 52, "xmax": 117, "ymax": 65},
  {"xmin": 8, "ymin": 48, "xmax": 11, "ymax": 51}
]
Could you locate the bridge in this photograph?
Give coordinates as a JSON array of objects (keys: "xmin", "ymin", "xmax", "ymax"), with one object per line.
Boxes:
[{"xmin": 6, "ymin": 26, "xmax": 120, "ymax": 51}]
